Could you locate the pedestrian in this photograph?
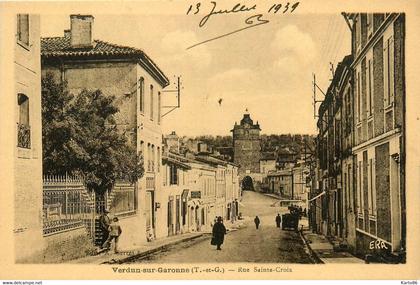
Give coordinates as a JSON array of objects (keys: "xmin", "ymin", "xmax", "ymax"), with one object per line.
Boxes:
[
  {"xmin": 99, "ymin": 209, "xmax": 111, "ymax": 248},
  {"xmin": 303, "ymin": 208, "xmax": 307, "ymax": 217},
  {"xmin": 254, "ymin": 216, "xmax": 260, "ymax": 229},
  {"xmin": 275, "ymin": 213, "xmax": 282, "ymax": 228},
  {"xmin": 212, "ymin": 216, "xmax": 227, "ymax": 250},
  {"xmin": 102, "ymin": 217, "xmax": 122, "ymax": 253}
]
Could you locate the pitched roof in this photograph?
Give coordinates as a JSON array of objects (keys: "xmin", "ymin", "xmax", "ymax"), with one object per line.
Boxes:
[{"xmin": 41, "ymin": 36, "xmax": 169, "ymax": 87}]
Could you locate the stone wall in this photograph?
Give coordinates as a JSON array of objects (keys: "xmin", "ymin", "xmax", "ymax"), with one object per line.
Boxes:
[{"xmin": 17, "ymin": 227, "xmax": 95, "ymax": 263}]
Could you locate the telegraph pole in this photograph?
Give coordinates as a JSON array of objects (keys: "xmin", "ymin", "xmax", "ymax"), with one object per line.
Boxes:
[{"xmin": 162, "ymin": 76, "xmax": 182, "ymax": 118}]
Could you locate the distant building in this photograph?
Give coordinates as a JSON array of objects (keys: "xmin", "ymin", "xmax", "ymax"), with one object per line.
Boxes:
[
  {"xmin": 164, "ymin": 131, "xmax": 181, "ymax": 153},
  {"xmin": 157, "ymin": 151, "xmax": 191, "ymax": 238},
  {"xmin": 277, "ymin": 147, "xmax": 297, "ymax": 169},
  {"xmin": 292, "ymin": 161, "xmax": 310, "ymax": 205},
  {"xmin": 260, "ymin": 152, "xmax": 277, "ymax": 174},
  {"xmin": 231, "ymin": 111, "xmax": 262, "ymax": 190},
  {"xmin": 266, "ymin": 170, "xmax": 293, "ymax": 199}
]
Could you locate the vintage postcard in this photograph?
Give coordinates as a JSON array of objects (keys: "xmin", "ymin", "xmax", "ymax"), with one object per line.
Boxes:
[{"xmin": 0, "ymin": 0, "xmax": 419, "ymax": 281}]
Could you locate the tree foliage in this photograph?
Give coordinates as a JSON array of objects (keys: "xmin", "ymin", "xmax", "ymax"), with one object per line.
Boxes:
[
  {"xmin": 42, "ymin": 73, "xmax": 144, "ymax": 194},
  {"xmin": 182, "ymin": 134, "xmax": 315, "ymax": 156}
]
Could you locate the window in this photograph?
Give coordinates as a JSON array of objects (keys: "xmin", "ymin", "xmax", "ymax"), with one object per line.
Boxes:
[
  {"xmin": 368, "ymin": 158, "xmax": 376, "ymax": 216},
  {"xmin": 150, "ymin": 85, "xmax": 154, "ymax": 121},
  {"xmin": 158, "ymin": 91, "xmax": 161, "ymax": 124},
  {"xmin": 170, "ymin": 165, "xmax": 178, "ymax": 185},
  {"xmin": 140, "ymin": 141, "xmax": 145, "ymax": 169},
  {"xmin": 357, "ymin": 161, "xmax": 362, "ymax": 212},
  {"xmin": 357, "ymin": 71, "xmax": 361, "ymax": 122},
  {"xmin": 157, "ymin": 147, "xmax": 161, "ymax": 173},
  {"xmin": 138, "ymin": 78, "xmax": 144, "ymax": 113},
  {"xmin": 17, "ymin": 93, "xmax": 30, "ymax": 149},
  {"xmin": 384, "ymin": 33, "xmax": 394, "ymax": 107},
  {"xmin": 151, "ymin": 145, "xmax": 155, "ymax": 172},
  {"xmin": 147, "ymin": 143, "xmax": 151, "ymax": 171},
  {"xmin": 367, "ymin": 58, "xmax": 373, "ymax": 116},
  {"xmin": 17, "ymin": 14, "xmax": 29, "ymax": 46}
]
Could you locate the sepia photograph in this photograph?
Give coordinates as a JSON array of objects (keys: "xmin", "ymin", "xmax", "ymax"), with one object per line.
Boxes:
[{"xmin": 1, "ymin": 0, "xmax": 419, "ymax": 281}]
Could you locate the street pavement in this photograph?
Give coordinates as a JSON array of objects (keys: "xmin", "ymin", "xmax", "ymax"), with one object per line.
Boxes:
[{"xmin": 129, "ymin": 191, "xmax": 312, "ymax": 263}]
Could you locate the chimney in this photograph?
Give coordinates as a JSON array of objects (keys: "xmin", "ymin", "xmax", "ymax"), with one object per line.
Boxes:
[
  {"xmin": 64, "ymin": 29, "xmax": 71, "ymax": 37},
  {"xmin": 70, "ymin": 14, "xmax": 94, "ymax": 48}
]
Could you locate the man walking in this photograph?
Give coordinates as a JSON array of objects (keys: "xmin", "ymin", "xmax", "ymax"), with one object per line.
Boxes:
[
  {"xmin": 212, "ymin": 216, "xmax": 227, "ymax": 250},
  {"xmin": 275, "ymin": 213, "xmax": 282, "ymax": 228},
  {"xmin": 254, "ymin": 216, "xmax": 260, "ymax": 229}
]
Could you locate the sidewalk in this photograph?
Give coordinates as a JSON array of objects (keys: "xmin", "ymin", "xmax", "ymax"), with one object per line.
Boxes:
[
  {"xmin": 71, "ymin": 219, "xmax": 247, "ymax": 264},
  {"xmin": 299, "ymin": 219, "xmax": 364, "ymax": 264},
  {"xmin": 70, "ymin": 232, "xmax": 207, "ymax": 264}
]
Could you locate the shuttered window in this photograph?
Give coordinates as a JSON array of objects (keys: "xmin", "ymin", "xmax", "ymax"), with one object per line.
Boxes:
[{"xmin": 17, "ymin": 14, "xmax": 29, "ymax": 46}]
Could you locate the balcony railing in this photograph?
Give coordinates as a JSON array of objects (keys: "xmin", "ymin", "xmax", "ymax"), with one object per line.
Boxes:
[{"xmin": 17, "ymin": 123, "xmax": 31, "ymax": 148}]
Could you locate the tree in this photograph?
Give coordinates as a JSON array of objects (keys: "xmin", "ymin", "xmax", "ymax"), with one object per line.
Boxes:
[{"xmin": 42, "ymin": 73, "xmax": 144, "ymax": 195}]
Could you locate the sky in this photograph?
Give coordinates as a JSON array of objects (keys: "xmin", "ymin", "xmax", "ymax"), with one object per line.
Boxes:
[{"xmin": 40, "ymin": 7, "xmax": 350, "ymax": 137}]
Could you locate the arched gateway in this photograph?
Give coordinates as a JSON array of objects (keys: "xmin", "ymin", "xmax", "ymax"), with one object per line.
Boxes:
[{"xmin": 241, "ymin": 176, "xmax": 254, "ymax": 191}]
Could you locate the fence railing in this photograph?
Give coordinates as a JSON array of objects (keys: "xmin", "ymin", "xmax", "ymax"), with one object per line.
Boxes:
[{"xmin": 43, "ymin": 175, "xmax": 95, "ymax": 237}]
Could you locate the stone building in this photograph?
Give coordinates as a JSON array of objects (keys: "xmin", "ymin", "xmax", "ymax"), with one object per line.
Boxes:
[
  {"xmin": 339, "ymin": 55, "xmax": 356, "ymax": 252},
  {"xmin": 13, "ymin": 14, "xmax": 44, "ymax": 262},
  {"xmin": 311, "ymin": 13, "xmax": 406, "ymax": 262},
  {"xmin": 260, "ymin": 152, "xmax": 277, "ymax": 175},
  {"xmin": 266, "ymin": 170, "xmax": 294, "ymax": 198},
  {"xmin": 313, "ymin": 55, "xmax": 353, "ymax": 238},
  {"xmin": 347, "ymin": 13, "xmax": 405, "ymax": 260},
  {"xmin": 41, "ymin": 14, "xmax": 169, "ymax": 247},
  {"xmin": 157, "ymin": 151, "xmax": 191, "ymax": 238},
  {"xmin": 164, "ymin": 131, "xmax": 181, "ymax": 153},
  {"xmin": 231, "ymin": 111, "xmax": 262, "ymax": 190}
]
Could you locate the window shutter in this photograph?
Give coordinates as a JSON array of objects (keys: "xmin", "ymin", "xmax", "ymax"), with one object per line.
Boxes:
[
  {"xmin": 17, "ymin": 14, "xmax": 29, "ymax": 45},
  {"xmin": 389, "ymin": 36, "xmax": 395, "ymax": 104},
  {"xmin": 383, "ymin": 38, "xmax": 389, "ymax": 107}
]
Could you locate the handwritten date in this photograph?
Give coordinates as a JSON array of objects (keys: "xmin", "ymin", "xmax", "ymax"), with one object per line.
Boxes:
[{"xmin": 186, "ymin": 1, "xmax": 300, "ymax": 27}]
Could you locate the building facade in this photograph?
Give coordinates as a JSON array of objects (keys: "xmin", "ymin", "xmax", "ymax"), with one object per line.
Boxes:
[
  {"xmin": 41, "ymin": 14, "xmax": 169, "ymax": 247},
  {"xmin": 349, "ymin": 13, "xmax": 405, "ymax": 259},
  {"xmin": 157, "ymin": 152, "xmax": 191, "ymax": 238},
  {"xmin": 311, "ymin": 13, "xmax": 406, "ymax": 262},
  {"xmin": 266, "ymin": 170, "xmax": 293, "ymax": 199},
  {"xmin": 260, "ymin": 152, "xmax": 277, "ymax": 175},
  {"xmin": 14, "ymin": 14, "xmax": 44, "ymax": 262}
]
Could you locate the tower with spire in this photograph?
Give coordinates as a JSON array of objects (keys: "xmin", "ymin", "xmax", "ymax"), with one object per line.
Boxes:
[{"xmin": 231, "ymin": 109, "xmax": 261, "ymax": 176}]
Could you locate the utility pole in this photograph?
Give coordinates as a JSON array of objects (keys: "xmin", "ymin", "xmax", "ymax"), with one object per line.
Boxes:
[
  {"xmin": 162, "ymin": 76, "xmax": 182, "ymax": 117},
  {"xmin": 312, "ymin": 73, "xmax": 326, "ymax": 119}
]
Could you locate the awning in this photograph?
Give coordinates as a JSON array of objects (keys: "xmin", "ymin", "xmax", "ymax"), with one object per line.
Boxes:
[{"xmin": 309, "ymin": 191, "xmax": 326, "ymax": 202}]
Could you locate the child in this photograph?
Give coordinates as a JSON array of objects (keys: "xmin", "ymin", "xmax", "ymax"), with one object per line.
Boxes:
[{"xmin": 102, "ymin": 217, "xmax": 122, "ymax": 253}]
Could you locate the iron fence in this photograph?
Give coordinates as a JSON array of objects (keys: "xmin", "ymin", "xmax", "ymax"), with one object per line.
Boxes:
[{"xmin": 43, "ymin": 175, "xmax": 95, "ymax": 238}]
